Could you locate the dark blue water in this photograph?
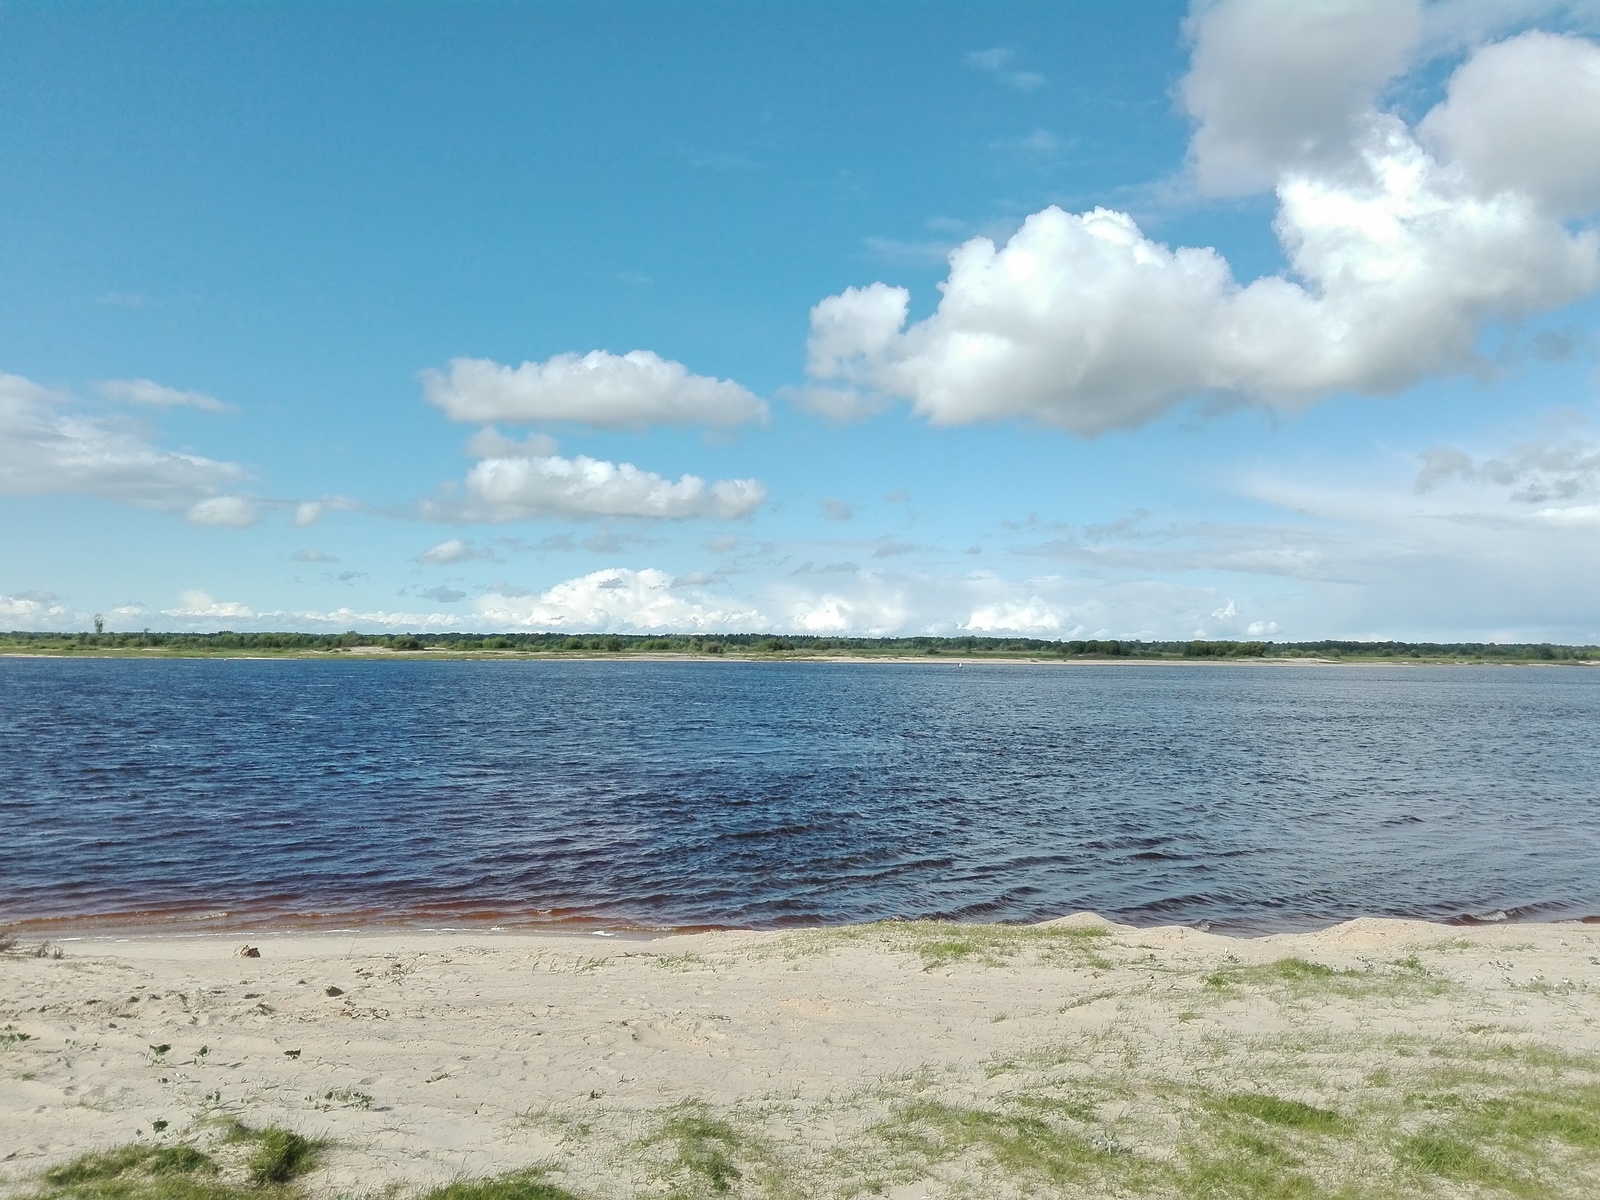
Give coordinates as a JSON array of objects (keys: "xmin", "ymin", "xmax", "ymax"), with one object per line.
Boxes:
[{"xmin": 3, "ymin": 658, "xmax": 1599, "ymax": 934}]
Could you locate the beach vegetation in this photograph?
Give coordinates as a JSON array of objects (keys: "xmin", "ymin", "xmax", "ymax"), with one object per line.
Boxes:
[
  {"xmin": 1210, "ymin": 1092, "xmax": 1349, "ymax": 1133},
  {"xmin": 651, "ymin": 953, "xmax": 710, "ymax": 971},
  {"xmin": 223, "ymin": 1123, "xmax": 323, "ymax": 1185},
  {"xmin": 824, "ymin": 919, "xmax": 1114, "ymax": 971},
  {"xmin": 417, "ymin": 1170, "xmax": 582, "ymax": 1200},
  {"xmin": 30, "ymin": 1143, "xmax": 240, "ymax": 1200},
  {"xmin": 635, "ymin": 1102, "xmax": 792, "ymax": 1199},
  {"xmin": 865, "ymin": 1097, "xmax": 1151, "ymax": 1195},
  {"xmin": 1201, "ymin": 955, "xmax": 1451, "ymax": 1002}
]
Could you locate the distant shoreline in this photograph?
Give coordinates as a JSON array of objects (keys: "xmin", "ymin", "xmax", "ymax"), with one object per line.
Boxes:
[{"xmin": 3, "ymin": 648, "xmax": 1598, "ymax": 666}]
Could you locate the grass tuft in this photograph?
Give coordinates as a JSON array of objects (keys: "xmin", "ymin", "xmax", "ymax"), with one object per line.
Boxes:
[
  {"xmin": 1213, "ymin": 1092, "xmax": 1349, "ymax": 1133},
  {"xmin": 651, "ymin": 1106, "xmax": 747, "ymax": 1195},
  {"xmin": 419, "ymin": 1170, "xmax": 582, "ymax": 1200},
  {"xmin": 222, "ymin": 1123, "xmax": 322, "ymax": 1186}
]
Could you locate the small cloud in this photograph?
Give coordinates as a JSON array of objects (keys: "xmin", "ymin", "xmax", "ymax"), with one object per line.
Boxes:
[
  {"xmin": 164, "ymin": 589, "xmax": 255, "ymax": 620},
  {"xmin": 782, "ymin": 384, "xmax": 891, "ymax": 423},
  {"xmin": 1211, "ymin": 599, "xmax": 1239, "ymax": 621},
  {"xmin": 1246, "ymin": 620, "xmax": 1280, "ymax": 636},
  {"xmin": 873, "ymin": 540, "xmax": 917, "ymax": 558},
  {"xmin": 885, "ymin": 490, "xmax": 910, "ymax": 504},
  {"xmin": 1017, "ymin": 129, "xmax": 1061, "ymax": 154},
  {"xmin": 419, "ymin": 538, "xmax": 495, "ymax": 565},
  {"xmin": 705, "ymin": 535, "xmax": 740, "ymax": 554},
  {"xmin": 821, "ymin": 497, "xmax": 855, "ymax": 521},
  {"xmin": 290, "ymin": 548, "xmax": 338, "ymax": 563},
  {"xmin": 673, "ymin": 571, "xmax": 717, "ymax": 587},
  {"xmin": 583, "ymin": 530, "xmax": 626, "ymax": 554},
  {"xmin": 100, "ymin": 378, "xmax": 229, "ymax": 413},
  {"xmin": 965, "ymin": 545, "xmax": 983, "ymax": 555},
  {"xmin": 863, "ymin": 236, "xmax": 956, "ymax": 265},
  {"xmin": 420, "ymin": 586, "xmax": 466, "ymax": 603},
  {"xmin": 336, "ymin": 570, "xmax": 366, "ymax": 584},
  {"xmin": 966, "ymin": 47, "xmax": 1045, "ymax": 91},
  {"xmin": 186, "ymin": 496, "xmax": 258, "ymax": 527},
  {"xmin": 291, "ymin": 496, "xmax": 356, "ymax": 527},
  {"xmin": 465, "ymin": 427, "xmax": 560, "ymax": 459}
]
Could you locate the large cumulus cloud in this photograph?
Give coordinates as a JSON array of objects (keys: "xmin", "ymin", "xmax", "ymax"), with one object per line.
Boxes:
[{"xmin": 803, "ymin": 5, "xmax": 1600, "ymax": 434}]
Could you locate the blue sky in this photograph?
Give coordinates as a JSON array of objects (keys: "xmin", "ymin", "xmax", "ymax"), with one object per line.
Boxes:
[{"xmin": 4, "ymin": 0, "xmax": 1600, "ymax": 641}]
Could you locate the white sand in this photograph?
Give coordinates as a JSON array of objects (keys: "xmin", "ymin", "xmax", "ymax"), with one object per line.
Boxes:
[{"xmin": 3, "ymin": 917, "xmax": 1598, "ymax": 1197}]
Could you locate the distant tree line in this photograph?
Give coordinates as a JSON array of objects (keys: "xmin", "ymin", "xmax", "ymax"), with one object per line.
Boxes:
[{"xmin": 2, "ymin": 629, "xmax": 1597, "ymax": 661}]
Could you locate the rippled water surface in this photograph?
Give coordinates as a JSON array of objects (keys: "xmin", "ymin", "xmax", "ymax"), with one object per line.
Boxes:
[{"xmin": 4, "ymin": 658, "xmax": 1599, "ymax": 933}]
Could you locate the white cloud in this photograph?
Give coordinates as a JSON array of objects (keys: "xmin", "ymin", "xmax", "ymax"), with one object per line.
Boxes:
[
  {"xmin": 423, "ymin": 350, "xmax": 767, "ymax": 429},
  {"xmin": 476, "ymin": 568, "xmax": 766, "ymax": 632},
  {"xmin": 464, "ymin": 427, "xmax": 560, "ymax": 458},
  {"xmin": 431, "ymin": 452, "xmax": 767, "ymax": 522},
  {"xmin": 186, "ymin": 495, "xmax": 258, "ymax": 527},
  {"xmin": 781, "ymin": 384, "xmax": 891, "ymax": 423},
  {"xmin": 803, "ymin": 20, "xmax": 1600, "ymax": 434},
  {"xmin": 966, "ymin": 47, "xmax": 1046, "ymax": 91},
  {"xmin": 821, "ymin": 497, "xmax": 855, "ymax": 521},
  {"xmin": 963, "ymin": 598, "xmax": 1067, "ymax": 635},
  {"xmin": 163, "ymin": 590, "xmax": 256, "ymax": 620},
  {"xmin": 1246, "ymin": 620, "xmax": 1281, "ymax": 636},
  {"xmin": 1419, "ymin": 31, "xmax": 1600, "ymax": 216},
  {"xmin": 1181, "ymin": 0, "xmax": 1424, "ymax": 195},
  {"xmin": 290, "ymin": 496, "xmax": 358, "ymax": 527},
  {"xmin": 99, "ymin": 378, "xmax": 230, "ymax": 413},
  {"xmin": 291, "ymin": 548, "xmax": 338, "ymax": 563},
  {"xmin": 0, "ymin": 372, "xmax": 246, "ymax": 510},
  {"xmin": 419, "ymin": 538, "xmax": 495, "ymax": 565},
  {"xmin": 0, "ymin": 591, "xmax": 74, "ymax": 626}
]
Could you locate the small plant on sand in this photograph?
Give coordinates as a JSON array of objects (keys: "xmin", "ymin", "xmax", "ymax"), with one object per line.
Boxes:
[
  {"xmin": 2, "ymin": 1024, "xmax": 33, "ymax": 1048},
  {"xmin": 224, "ymin": 1122, "xmax": 323, "ymax": 1185},
  {"xmin": 637, "ymin": 1102, "xmax": 783, "ymax": 1198}
]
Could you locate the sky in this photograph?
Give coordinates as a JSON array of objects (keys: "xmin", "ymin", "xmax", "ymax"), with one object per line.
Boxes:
[{"xmin": 4, "ymin": 0, "xmax": 1600, "ymax": 642}]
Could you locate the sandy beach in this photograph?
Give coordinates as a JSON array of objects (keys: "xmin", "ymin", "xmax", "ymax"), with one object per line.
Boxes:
[{"xmin": 4, "ymin": 916, "xmax": 1600, "ymax": 1198}]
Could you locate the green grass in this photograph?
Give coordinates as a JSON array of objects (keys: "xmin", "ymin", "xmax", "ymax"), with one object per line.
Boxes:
[
  {"xmin": 1201, "ymin": 956, "xmax": 1450, "ymax": 1001},
  {"xmin": 418, "ymin": 1170, "xmax": 582, "ymax": 1200},
  {"xmin": 221, "ymin": 1124, "xmax": 323, "ymax": 1186},
  {"xmin": 643, "ymin": 1105, "xmax": 753, "ymax": 1197},
  {"xmin": 32, "ymin": 1144, "xmax": 240, "ymax": 1200},
  {"xmin": 880, "ymin": 921, "xmax": 1114, "ymax": 971},
  {"xmin": 1212, "ymin": 1092, "xmax": 1349, "ymax": 1133}
]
